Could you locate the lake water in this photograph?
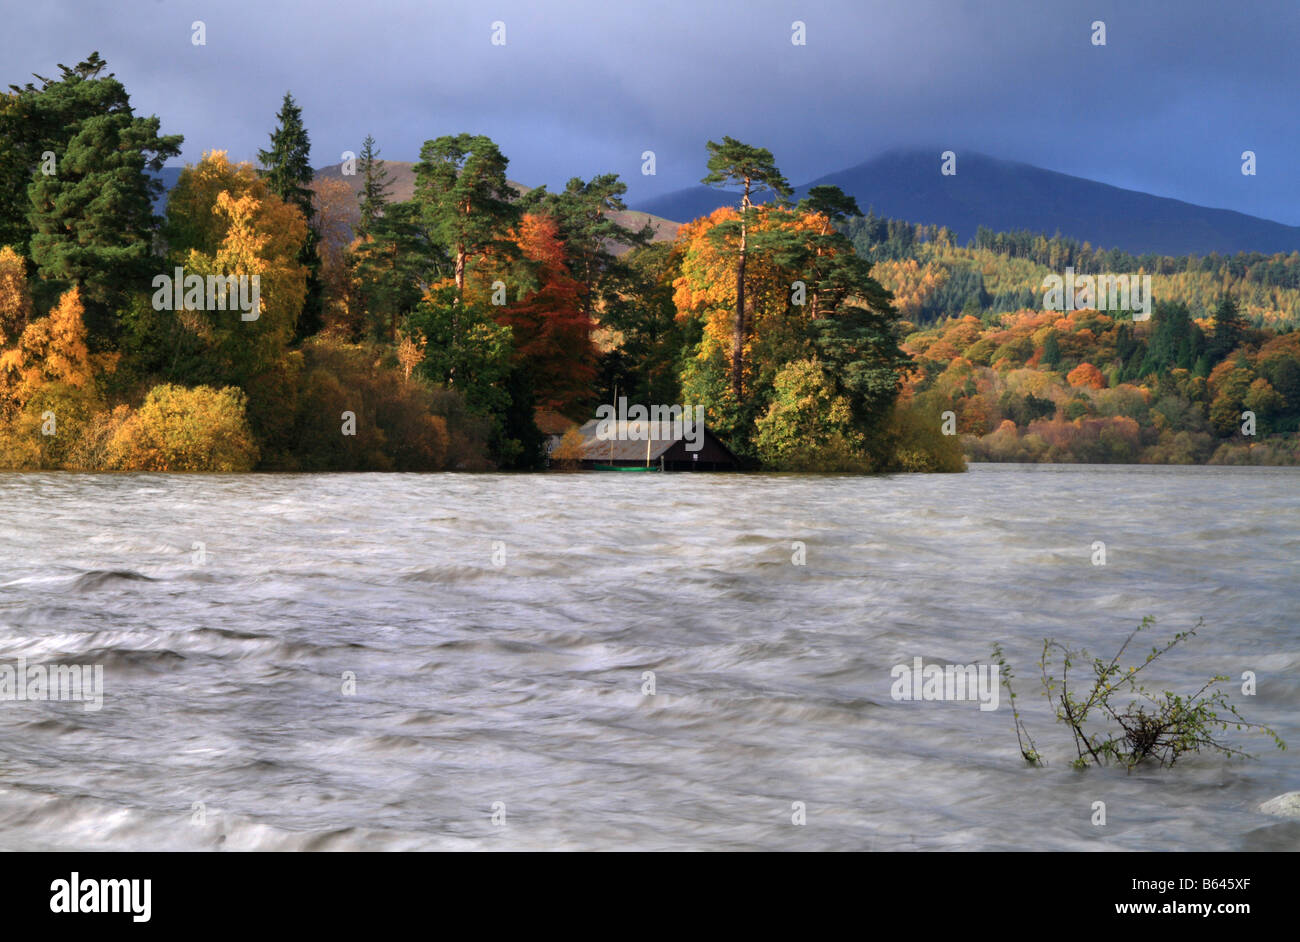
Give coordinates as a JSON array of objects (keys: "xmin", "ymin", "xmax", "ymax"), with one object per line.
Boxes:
[{"xmin": 0, "ymin": 464, "xmax": 1296, "ymax": 850}]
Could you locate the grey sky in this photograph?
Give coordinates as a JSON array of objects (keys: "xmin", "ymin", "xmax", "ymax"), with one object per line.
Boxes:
[{"xmin": 6, "ymin": 0, "xmax": 1299, "ymax": 223}]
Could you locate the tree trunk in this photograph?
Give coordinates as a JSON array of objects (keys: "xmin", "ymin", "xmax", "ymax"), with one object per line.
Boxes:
[
  {"xmin": 450, "ymin": 245, "xmax": 466, "ymax": 387},
  {"xmin": 387, "ymin": 242, "xmax": 398, "ymax": 341},
  {"xmin": 810, "ymin": 220, "xmax": 827, "ymax": 320},
  {"xmin": 733, "ymin": 234, "xmax": 745, "ymax": 401},
  {"xmin": 733, "ymin": 179, "xmax": 751, "ymax": 402}
]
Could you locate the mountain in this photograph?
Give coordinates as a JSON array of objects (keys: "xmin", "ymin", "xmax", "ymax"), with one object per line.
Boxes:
[
  {"xmin": 632, "ymin": 150, "xmax": 1300, "ymax": 257},
  {"xmin": 151, "ymin": 166, "xmax": 184, "ymax": 208},
  {"xmin": 152, "ymin": 161, "xmax": 680, "ymax": 251}
]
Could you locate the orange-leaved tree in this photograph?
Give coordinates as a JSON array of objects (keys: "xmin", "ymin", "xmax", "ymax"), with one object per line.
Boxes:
[
  {"xmin": 483, "ymin": 212, "xmax": 597, "ymax": 417},
  {"xmin": 0, "ymin": 286, "xmax": 115, "ymax": 467}
]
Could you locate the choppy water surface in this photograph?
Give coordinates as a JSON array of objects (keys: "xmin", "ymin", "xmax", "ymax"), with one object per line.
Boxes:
[{"xmin": 0, "ymin": 465, "xmax": 1296, "ymax": 850}]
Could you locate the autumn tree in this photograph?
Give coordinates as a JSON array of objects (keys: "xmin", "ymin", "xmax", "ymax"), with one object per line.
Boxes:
[
  {"xmin": 672, "ymin": 196, "xmax": 906, "ymax": 459},
  {"xmin": 153, "ymin": 152, "xmax": 307, "ymax": 388},
  {"xmin": 700, "ymin": 137, "xmax": 792, "ymax": 400},
  {"xmin": 485, "ymin": 213, "xmax": 598, "ymax": 417},
  {"xmin": 0, "ymin": 245, "xmax": 33, "ymax": 345},
  {"xmin": 884, "ymin": 392, "xmax": 967, "ymax": 472},
  {"xmin": 0, "ymin": 287, "xmax": 110, "ymax": 468},
  {"xmin": 551, "ymin": 426, "xmax": 586, "ymax": 469},
  {"xmin": 276, "ymin": 336, "xmax": 498, "ymax": 471},
  {"xmin": 4, "ymin": 286, "xmax": 99, "ymax": 406},
  {"xmin": 395, "ymin": 328, "xmax": 427, "ymax": 383},
  {"xmin": 1067, "ymin": 362, "xmax": 1106, "ymax": 389},
  {"xmin": 524, "ymin": 174, "xmax": 652, "ymax": 324}
]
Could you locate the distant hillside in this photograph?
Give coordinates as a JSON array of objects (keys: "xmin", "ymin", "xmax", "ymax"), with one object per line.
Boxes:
[
  {"xmin": 155, "ymin": 161, "xmax": 679, "ymax": 252},
  {"xmin": 633, "ymin": 150, "xmax": 1300, "ymax": 257},
  {"xmin": 151, "ymin": 166, "xmax": 183, "ymax": 208}
]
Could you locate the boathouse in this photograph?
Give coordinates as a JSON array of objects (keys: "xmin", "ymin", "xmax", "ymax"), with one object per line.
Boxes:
[{"xmin": 547, "ymin": 418, "xmax": 740, "ymax": 471}]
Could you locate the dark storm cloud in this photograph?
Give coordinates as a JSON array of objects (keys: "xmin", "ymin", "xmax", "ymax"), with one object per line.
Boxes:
[{"xmin": 5, "ymin": 0, "xmax": 1298, "ymax": 222}]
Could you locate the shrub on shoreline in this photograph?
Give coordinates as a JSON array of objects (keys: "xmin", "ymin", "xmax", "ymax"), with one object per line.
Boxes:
[
  {"xmin": 105, "ymin": 383, "xmax": 259, "ymax": 471},
  {"xmin": 992, "ymin": 617, "xmax": 1285, "ymax": 770}
]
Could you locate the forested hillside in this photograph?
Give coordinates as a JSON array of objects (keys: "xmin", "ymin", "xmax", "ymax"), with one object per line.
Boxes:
[
  {"xmin": 847, "ymin": 214, "xmax": 1300, "ymax": 330},
  {"xmin": 842, "ymin": 213, "xmax": 1300, "ymax": 464},
  {"xmin": 898, "ymin": 302, "xmax": 1299, "ymax": 465}
]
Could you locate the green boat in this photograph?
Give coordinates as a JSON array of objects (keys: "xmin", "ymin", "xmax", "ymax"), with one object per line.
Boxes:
[{"xmin": 592, "ymin": 464, "xmax": 660, "ymax": 472}]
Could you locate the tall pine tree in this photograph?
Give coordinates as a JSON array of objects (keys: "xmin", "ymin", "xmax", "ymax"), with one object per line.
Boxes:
[
  {"xmin": 700, "ymin": 137, "xmax": 791, "ymax": 401},
  {"xmin": 4, "ymin": 53, "xmax": 182, "ymax": 340},
  {"xmin": 1208, "ymin": 294, "xmax": 1248, "ymax": 365},
  {"xmin": 413, "ymin": 134, "xmax": 519, "ymax": 300},
  {"xmin": 258, "ymin": 92, "xmax": 322, "ymax": 338},
  {"xmin": 356, "ymin": 134, "xmax": 391, "ymax": 238}
]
